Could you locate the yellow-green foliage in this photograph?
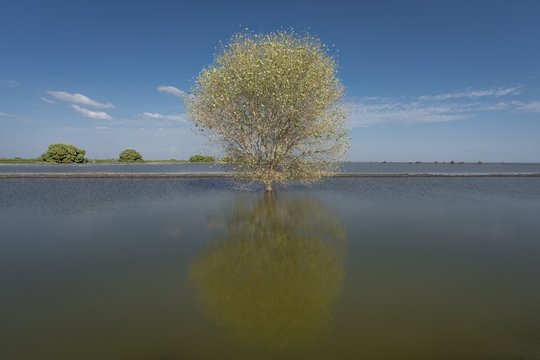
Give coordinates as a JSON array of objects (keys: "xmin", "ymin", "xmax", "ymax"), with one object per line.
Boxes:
[
  {"xmin": 41, "ymin": 143, "xmax": 87, "ymax": 163},
  {"xmin": 119, "ymin": 149, "xmax": 143, "ymax": 162},
  {"xmin": 187, "ymin": 31, "xmax": 349, "ymax": 190},
  {"xmin": 189, "ymin": 194, "xmax": 346, "ymax": 347}
]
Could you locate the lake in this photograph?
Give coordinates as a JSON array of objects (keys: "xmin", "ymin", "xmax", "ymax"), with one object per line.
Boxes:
[
  {"xmin": 1, "ymin": 162, "xmax": 540, "ymax": 174},
  {"xmin": 1, "ymin": 176, "xmax": 540, "ymax": 359}
]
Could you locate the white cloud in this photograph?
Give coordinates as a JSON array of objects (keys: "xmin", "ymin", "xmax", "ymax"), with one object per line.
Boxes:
[
  {"xmin": 157, "ymin": 85, "xmax": 186, "ymax": 98},
  {"xmin": 0, "ymin": 112, "xmax": 8, "ymax": 117},
  {"xmin": 142, "ymin": 112, "xmax": 164, "ymax": 120},
  {"xmin": 419, "ymin": 86, "xmax": 523, "ymax": 101},
  {"xmin": 71, "ymin": 105, "xmax": 112, "ymax": 120},
  {"xmin": 142, "ymin": 112, "xmax": 187, "ymax": 123},
  {"xmin": 40, "ymin": 96, "xmax": 56, "ymax": 104},
  {"xmin": 166, "ymin": 115, "xmax": 187, "ymax": 122},
  {"xmin": 347, "ymin": 85, "xmax": 538, "ymax": 128},
  {"xmin": 515, "ymin": 100, "xmax": 540, "ymax": 113},
  {"xmin": 48, "ymin": 90, "xmax": 114, "ymax": 109},
  {"xmin": 347, "ymin": 100, "xmax": 470, "ymax": 127}
]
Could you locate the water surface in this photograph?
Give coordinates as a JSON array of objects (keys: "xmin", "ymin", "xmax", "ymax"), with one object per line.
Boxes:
[
  {"xmin": 1, "ymin": 177, "xmax": 539, "ymax": 359},
  {"xmin": 1, "ymin": 162, "xmax": 540, "ymax": 174}
]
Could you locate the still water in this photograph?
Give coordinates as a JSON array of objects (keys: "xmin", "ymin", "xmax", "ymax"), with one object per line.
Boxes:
[
  {"xmin": 1, "ymin": 162, "xmax": 540, "ymax": 174},
  {"xmin": 1, "ymin": 177, "xmax": 540, "ymax": 359}
]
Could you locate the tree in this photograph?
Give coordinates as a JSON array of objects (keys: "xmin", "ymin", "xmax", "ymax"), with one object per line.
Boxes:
[
  {"xmin": 41, "ymin": 143, "xmax": 87, "ymax": 163},
  {"xmin": 189, "ymin": 154, "xmax": 216, "ymax": 163},
  {"xmin": 186, "ymin": 31, "xmax": 349, "ymax": 191},
  {"xmin": 119, "ymin": 149, "xmax": 143, "ymax": 162}
]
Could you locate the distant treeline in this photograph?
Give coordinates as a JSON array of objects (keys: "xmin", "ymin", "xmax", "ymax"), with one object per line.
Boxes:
[
  {"xmin": 0, "ymin": 144, "xmax": 510, "ymax": 165},
  {"xmin": 0, "ymin": 143, "xmax": 226, "ymax": 164}
]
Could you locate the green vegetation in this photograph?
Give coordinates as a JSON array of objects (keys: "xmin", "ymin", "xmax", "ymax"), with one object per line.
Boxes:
[
  {"xmin": 144, "ymin": 159, "xmax": 189, "ymax": 163},
  {"xmin": 187, "ymin": 31, "xmax": 349, "ymax": 191},
  {"xmin": 0, "ymin": 157, "xmax": 504, "ymax": 165},
  {"xmin": 0, "ymin": 157, "xmax": 43, "ymax": 164},
  {"xmin": 41, "ymin": 143, "xmax": 88, "ymax": 163},
  {"xmin": 119, "ymin": 149, "xmax": 143, "ymax": 162},
  {"xmin": 0, "ymin": 156, "xmax": 220, "ymax": 164},
  {"xmin": 189, "ymin": 154, "xmax": 216, "ymax": 163}
]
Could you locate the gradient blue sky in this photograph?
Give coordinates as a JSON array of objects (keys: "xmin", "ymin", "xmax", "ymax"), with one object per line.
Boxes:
[{"xmin": 1, "ymin": 0, "xmax": 539, "ymax": 161}]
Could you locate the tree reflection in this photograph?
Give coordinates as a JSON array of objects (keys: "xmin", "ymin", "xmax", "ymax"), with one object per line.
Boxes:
[{"xmin": 189, "ymin": 193, "xmax": 346, "ymax": 347}]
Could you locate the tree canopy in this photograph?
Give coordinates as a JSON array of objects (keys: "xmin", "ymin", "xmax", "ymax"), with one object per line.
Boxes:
[
  {"xmin": 189, "ymin": 154, "xmax": 216, "ymax": 163},
  {"xmin": 119, "ymin": 149, "xmax": 143, "ymax": 162},
  {"xmin": 187, "ymin": 31, "xmax": 349, "ymax": 191},
  {"xmin": 41, "ymin": 143, "xmax": 87, "ymax": 163}
]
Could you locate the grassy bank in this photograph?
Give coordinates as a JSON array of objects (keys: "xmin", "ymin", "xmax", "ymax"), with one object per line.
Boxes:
[
  {"xmin": 0, "ymin": 158, "xmax": 216, "ymax": 164},
  {"xmin": 0, "ymin": 158, "xmax": 43, "ymax": 164}
]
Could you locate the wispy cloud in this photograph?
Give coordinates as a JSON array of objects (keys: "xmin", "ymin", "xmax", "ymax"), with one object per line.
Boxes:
[
  {"xmin": 142, "ymin": 112, "xmax": 187, "ymax": 122},
  {"xmin": 419, "ymin": 86, "xmax": 523, "ymax": 101},
  {"xmin": 348, "ymin": 85, "xmax": 539, "ymax": 127},
  {"xmin": 48, "ymin": 91, "xmax": 114, "ymax": 109},
  {"xmin": 6, "ymin": 79, "xmax": 20, "ymax": 88},
  {"xmin": 157, "ymin": 85, "xmax": 186, "ymax": 98},
  {"xmin": 40, "ymin": 96, "xmax": 56, "ymax": 104},
  {"xmin": 0, "ymin": 112, "xmax": 8, "ymax": 117},
  {"xmin": 71, "ymin": 105, "xmax": 112, "ymax": 120},
  {"xmin": 348, "ymin": 101, "xmax": 470, "ymax": 127},
  {"xmin": 142, "ymin": 112, "xmax": 164, "ymax": 120},
  {"xmin": 515, "ymin": 100, "xmax": 540, "ymax": 113}
]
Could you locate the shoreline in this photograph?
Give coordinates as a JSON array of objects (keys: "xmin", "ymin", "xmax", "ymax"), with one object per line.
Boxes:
[
  {"xmin": 1, "ymin": 161, "xmax": 540, "ymax": 166},
  {"xmin": 1, "ymin": 172, "xmax": 539, "ymax": 179}
]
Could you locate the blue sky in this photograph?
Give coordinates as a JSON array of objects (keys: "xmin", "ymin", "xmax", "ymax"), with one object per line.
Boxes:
[{"xmin": 1, "ymin": 0, "xmax": 539, "ymax": 161}]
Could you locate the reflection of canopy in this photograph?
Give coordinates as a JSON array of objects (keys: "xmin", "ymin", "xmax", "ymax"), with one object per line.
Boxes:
[{"xmin": 189, "ymin": 193, "xmax": 346, "ymax": 347}]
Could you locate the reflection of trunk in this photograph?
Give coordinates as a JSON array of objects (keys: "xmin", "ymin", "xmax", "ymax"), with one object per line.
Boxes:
[
  {"xmin": 264, "ymin": 182, "xmax": 273, "ymax": 192},
  {"xmin": 264, "ymin": 163, "xmax": 274, "ymax": 192}
]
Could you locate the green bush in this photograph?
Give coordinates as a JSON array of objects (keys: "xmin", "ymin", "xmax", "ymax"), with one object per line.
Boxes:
[
  {"xmin": 41, "ymin": 143, "xmax": 88, "ymax": 163},
  {"xmin": 119, "ymin": 149, "xmax": 143, "ymax": 162},
  {"xmin": 189, "ymin": 154, "xmax": 216, "ymax": 163}
]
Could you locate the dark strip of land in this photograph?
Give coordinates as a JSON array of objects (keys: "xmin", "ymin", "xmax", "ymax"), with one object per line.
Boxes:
[{"xmin": 0, "ymin": 173, "xmax": 539, "ymax": 179}]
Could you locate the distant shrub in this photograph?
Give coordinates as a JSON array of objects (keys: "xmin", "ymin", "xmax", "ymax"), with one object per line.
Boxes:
[
  {"xmin": 41, "ymin": 143, "xmax": 88, "ymax": 163},
  {"xmin": 221, "ymin": 156, "xmax": 233, "ymax": 163},
  {"xmin": 119, "ymin": 149, "xmax": 143, "ymax": 162},
  {"xmin": 189, "ymin": 154, "xmax": 216, "ymax": 163}
]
